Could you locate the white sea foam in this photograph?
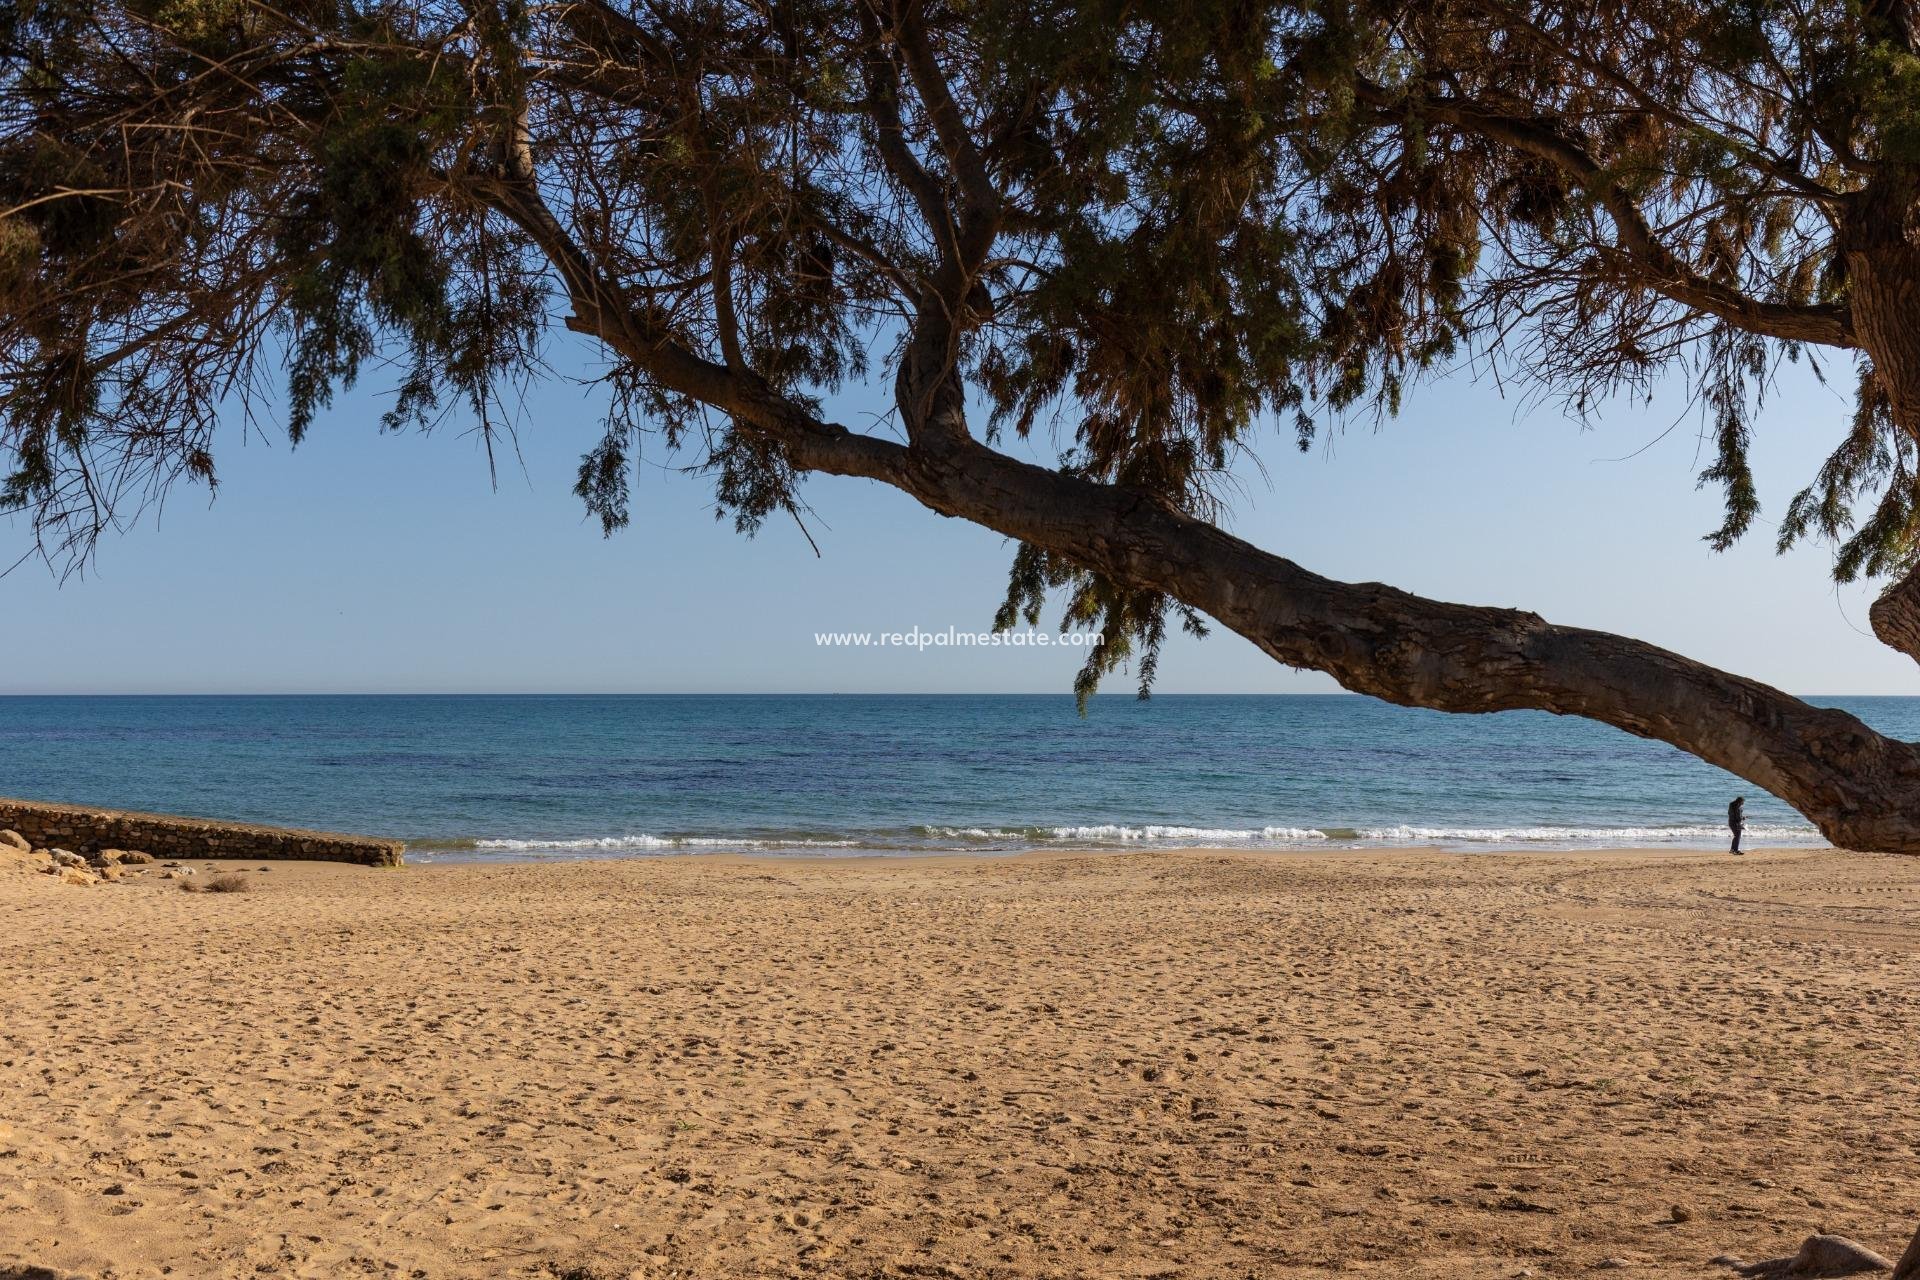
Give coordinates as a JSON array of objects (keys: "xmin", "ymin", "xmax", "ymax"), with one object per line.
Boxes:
[
  {"xmin": 450, "ymin": 820, "xmax": 1828, "ymax": 859},
  {"xmin": 1045, "ymin": 824, "xmax": 1331, "ymax": 842},
  {"xmin": 1030, "ymin": 822, "xmax": 1826, "ymax": 846},
  {"xmin": 1353, "ymin": 823, "xmax": 1822, "ymax": 844},
  {"xmin": 472, "ymin": 834, "xmax": 860, "ymax": 852}
]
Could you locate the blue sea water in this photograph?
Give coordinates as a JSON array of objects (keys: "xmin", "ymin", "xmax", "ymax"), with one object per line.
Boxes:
[{"xmin": 0, "ymin": 694, "xmax": 1912, "ymax": 859}]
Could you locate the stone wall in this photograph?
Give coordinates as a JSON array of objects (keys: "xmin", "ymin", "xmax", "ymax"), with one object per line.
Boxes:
[{"xmin": 0, "ymin": 797, "xmax": 404, "ymax": 867}]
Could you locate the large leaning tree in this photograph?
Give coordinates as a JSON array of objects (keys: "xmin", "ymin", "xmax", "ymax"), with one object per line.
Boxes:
[{"xmin": 9, "ymin": 0, "xmax": 1920, "ymax": 845}]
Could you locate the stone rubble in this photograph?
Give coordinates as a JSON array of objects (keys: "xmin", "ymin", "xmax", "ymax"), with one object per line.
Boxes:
[{"xmin": 0, "ymin": 830, "xmax": 177, "ymax": 888}]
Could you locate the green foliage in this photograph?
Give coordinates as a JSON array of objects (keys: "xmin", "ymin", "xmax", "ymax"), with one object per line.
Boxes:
[
  {"xmin": 1697, "ymin": 328, "xmax": 1767, "ymax": 552},
  {"xmin": 996, "ymin": 539, "xmax": 1208, "ymax": 709},
  {"xmin": 1779, "ymin": 367, "xmax": 1920, "ymax": 580},
  {"xmin": 6, "ymin": 0, "xmax": 1920, "ymax": 678}
]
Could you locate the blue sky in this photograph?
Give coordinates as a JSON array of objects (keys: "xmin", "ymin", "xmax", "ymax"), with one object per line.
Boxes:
[{"xmin": 1, "ymin": 337, "xmax": 1911, "ymax": 695}]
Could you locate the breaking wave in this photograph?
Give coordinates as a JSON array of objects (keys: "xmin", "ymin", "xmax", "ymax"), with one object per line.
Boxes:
[
  {"xmin": 1349, "ymin": 823, "xmax": 1821, "ymax": 845},
  {"xmin": 468, "ymin": 834, "xmax": 861, "ymax": 853},
  {"xmin": 413, "ymin": 820, "xmax": 1827, "ymax": 860},
  {"xmin": 1044, "ymin": 824, "xmax": 1332, "ymax": 842}
]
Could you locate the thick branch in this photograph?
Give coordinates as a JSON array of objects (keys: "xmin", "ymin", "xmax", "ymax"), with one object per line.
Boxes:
[
  {"xmin": 471, "ymin": 61, "xmax": 1920, "ymax": 851},
  {"xmin": 856, "ymin": 5, "xmax": 1003, "ymax": 452}
]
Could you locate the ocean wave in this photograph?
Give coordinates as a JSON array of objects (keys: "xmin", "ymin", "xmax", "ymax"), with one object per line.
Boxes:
[
  {"xmin": 1044, "ymin": 824, "xmax": 1331, "ymax": 842},
  {"xmin": 1001, "ymin": 821, "xmax": 1824, "ymax": 846},
  {"xmin": 428, "ymin": 819, "xmax": 1828, "ymax": 860},
  {"xmin": 470, "ymin": 834, "xmax": 861, "ymax": 852},
  {"xmin": 1352, "ymin": 823, "xmax": 1822, "ymax": 844},
  {"xmin": 914, "ymin": 825, "xmax": 1037, "ymax": 841}
]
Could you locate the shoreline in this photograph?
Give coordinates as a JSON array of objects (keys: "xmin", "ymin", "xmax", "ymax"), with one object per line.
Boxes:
[{"xmin": 401, "ymin": 839, "xmax": 1815, "ymax": 866}]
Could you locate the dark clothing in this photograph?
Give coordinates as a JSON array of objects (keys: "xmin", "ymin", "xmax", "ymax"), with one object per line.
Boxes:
[{"xmin": 1728, "ymin": 799, "xmax": 1745, "ymax": 854}]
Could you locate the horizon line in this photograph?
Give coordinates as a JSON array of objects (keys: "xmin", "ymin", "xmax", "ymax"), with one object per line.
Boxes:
[{"xmin": 2, "ymin": 688, "xmax": 1915, "ymax": 699}]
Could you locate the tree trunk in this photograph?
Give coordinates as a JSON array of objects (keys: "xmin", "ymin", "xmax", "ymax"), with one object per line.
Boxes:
[
  {"xmin": 1843, "ymin": 169, "xmax": 1920, "ymax": 664},
  {"xmin": 1894, "ymin": 1225, "xmax": 1920, "ymax": 1280}
]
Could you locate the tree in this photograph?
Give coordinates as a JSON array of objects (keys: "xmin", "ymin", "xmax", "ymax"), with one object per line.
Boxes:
[{"xmin": 8, "ymin": 0, "xmax": 1920, "ymax": 854}]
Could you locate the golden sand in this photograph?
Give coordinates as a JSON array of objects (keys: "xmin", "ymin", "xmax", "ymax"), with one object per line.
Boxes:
[{"xmin": 3, "ymin": 847, "xmax": 1918, "ymax": 1278}]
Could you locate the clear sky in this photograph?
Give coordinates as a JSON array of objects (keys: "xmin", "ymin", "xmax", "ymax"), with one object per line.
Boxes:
[{"xmin": 2, "ymin": 336, "xmax": 1912, "ymax": 696}]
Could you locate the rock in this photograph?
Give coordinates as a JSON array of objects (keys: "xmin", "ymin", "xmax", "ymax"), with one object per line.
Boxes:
[
  {"xmin": 54, "ymin": 866, "xmax": 98, "ymax": 886},
  {"xmin": 1734, "ymin": 1234, "xmax": 1895, "ymax": 1277},
  {"xmin": 96, "ymin": 865, "xmax": 124, "ymax": 883},
  {"xmin": 1784, "ymin": 1235, "xmax": 1893, "ymax": 1275},
  {"xmin": 0, "ymin": 829, "xmax": 28, "ymax": 852},
  {"xmin": 1672, "ymin": 1205, "xmax": 1695, "ymax": 1224},
  {"xmin": 88, "ymin": 849, "xmax": 123, "ymax": 867},
  {"xmin": 0, "ymin": 1264, "xmax": 89, "ymax": 1280},
  {"xmin": 116, "ymin": 850, "xmax": 155, "ymax": 864},
  {"xmin": 50, "ymin": 849, "xmax": 86, "ymax": 869}
]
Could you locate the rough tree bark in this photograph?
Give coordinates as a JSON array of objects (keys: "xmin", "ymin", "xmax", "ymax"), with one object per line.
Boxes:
[
  {"xmin": 1848, "ymin": 2, "xmax": 1920, "ymax": 663},
  {"xmin": 1841, "ymin": 165, "xmax": 1920, "ymax": 661},
  {"xmin": 1896, "ymin": 1228, "xmax": 1920, "ymax": 1280}
]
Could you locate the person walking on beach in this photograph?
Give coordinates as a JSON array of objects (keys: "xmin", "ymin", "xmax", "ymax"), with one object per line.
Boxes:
[{"xmin": 1728, "ymin": 796, "xmax": 1745, "ymax": 855}]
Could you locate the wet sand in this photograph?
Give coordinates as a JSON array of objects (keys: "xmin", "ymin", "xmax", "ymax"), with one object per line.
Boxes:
[{"xmin": 4, "ymin": 846, "xmax": 1919, "ymax": 1278}]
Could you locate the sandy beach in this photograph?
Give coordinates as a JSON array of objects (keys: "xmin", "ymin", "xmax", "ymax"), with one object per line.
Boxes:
[{"xmin": 4, "ymin": 846, "xmax": 1920, "ymax": 1279}]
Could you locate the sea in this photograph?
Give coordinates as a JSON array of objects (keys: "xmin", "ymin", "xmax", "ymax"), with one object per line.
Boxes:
[{"xmin": 2, "ymin": 693, "xmax": 1910, "ymax": 861}]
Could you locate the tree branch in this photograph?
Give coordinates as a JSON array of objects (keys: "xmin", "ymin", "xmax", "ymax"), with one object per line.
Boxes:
[
  {"xmin": 474, "ymin": 171, "xmax": 904, "ymax": 482},
  {"xmin": 857, "ymin": 7, "xmax": 958, "ymax": 261},
  {"xmin": 893, "ymin": 0, "xmax": 999, "ymax": 234},
  {"xmin": 1351, "ymin": 77, "xmax": 1857, "ymax": 349},
  {"xmin": 1461, "ymin": 0, "xmax": 1851, "ymax": 197}
]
